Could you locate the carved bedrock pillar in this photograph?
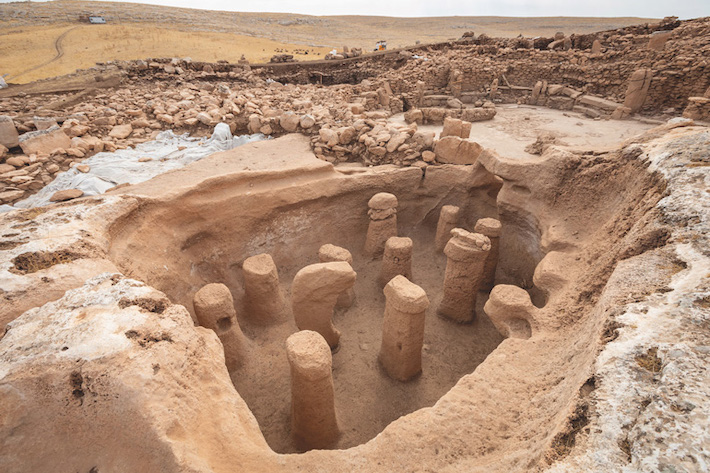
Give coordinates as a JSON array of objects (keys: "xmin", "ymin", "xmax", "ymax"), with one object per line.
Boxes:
[
  {"xmin": 379, "ymin": 276, "xmax": 429, "ymax": 381},
  {"xmin": 474, "ymin": 217, "xmax": 502, "ymax": 291},
  {"xmin": 286, "ymin": 330, "xmax": 339, "ymax": 450},
  {"xmin": 292, "ymin": 262, "xmax": 357, "ymax": 349},
  {"xmin": 437, "ymin": 228, "xmax": 491, "ymax": 323},
  {"xmin": 483, "ymin": 284, "xmax": 540, "ymax": 339},
  {"xmin": 193, "ymin": 283, "xmax": 248, "ymax": 371},
  {"xmin": 434, "ymin": 205, "xmax": 461, "ymax": 252},
  {"xmin": 378, "ymin": 236, "xmax": 413, "ymax": 287},
  {"xmin": 318, "ymin": 244, "xmax": 355, "ymax": 308},
  {"xmin": 364, "ymin": 192, "xmax": 398, "ymax": 258},
  {"xmin": 243, "ymin": 253, "xmax": 287, "ymax": 324}
]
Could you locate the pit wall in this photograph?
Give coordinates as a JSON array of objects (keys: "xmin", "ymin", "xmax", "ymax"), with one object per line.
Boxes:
[{"xmin": 108, "ymin": 159, "xmax": 500, "ymax": 319}]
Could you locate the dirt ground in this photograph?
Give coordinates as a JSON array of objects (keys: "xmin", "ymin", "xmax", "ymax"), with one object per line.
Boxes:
[{"xmin": 232, "ymin": 224, "xmax": 502, "ymax": 453}]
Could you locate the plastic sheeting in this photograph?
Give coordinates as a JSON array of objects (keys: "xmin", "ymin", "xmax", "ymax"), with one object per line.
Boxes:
[{"xmin": 3, "ymin": 123, "xmax": 266, "ymax": 211}]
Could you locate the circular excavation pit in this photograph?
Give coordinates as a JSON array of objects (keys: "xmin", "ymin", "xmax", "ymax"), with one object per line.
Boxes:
[{"xmin": 107, "ymin": 135, "xmax": 506, "ymax": 452}]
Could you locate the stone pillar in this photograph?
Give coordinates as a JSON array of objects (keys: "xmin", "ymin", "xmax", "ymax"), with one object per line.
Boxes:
[
  {"xmin": 474, "ymin": 217, "xmax": 502, "ymax": 290},
  {"xmin": 490, "ymin": 78, "xmax": 499, "ymax": 99},
  {"xmin": 437, "ymin": 228, "xmax": 491, "ymax": 323},
  {"xmin": 242, "ymin": 253, "xmax": 287, "ymax": 324},
  {"xmin": 364, "ymin": 192, "xmax": 398, "ymax": 258},
  {"xmin": 623, "ymin": 69, "xmax": 652, "ymax": 113},
  {"xmin": 291, "ymin": 261, "xmax": 357, "ymax": 349},
  {"xmin": 193, "ymin": 283, "xmax": 248, "ymax": 371},
  {"xmin": 378, "ymin": 236, "xmax": 413, "ymax": 286},
  {"xmin": 318, "ymin": 244, "xmax": 355, "ymax": 308},
  {"xmin": 591, "ymin": 39, "xmax": 602, "ymax": 55},
  {"xmin": 379, "ymin": 276, "xmax": 429, "ymax": 381},
  {"xmin": 483, "ymin": 284, "xmax": 539, "ymax": 339},
  {"xmin": 286, "ymin": 330, "xmax": 339, "ymax": 450},
  {"xmin": 415, "ymin": 80, "xmax": 426, "ymax": 107},
  {"xmin": 434, "ymin": 205, "xmax": 460, "ymax": 252}
]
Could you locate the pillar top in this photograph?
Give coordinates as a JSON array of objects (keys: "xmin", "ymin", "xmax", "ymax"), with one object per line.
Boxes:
[
  {"xmin": 488, "ymin": 284, "xmax": 535, "ymax": 311},
  {"xmin": 474, "ymin": 218, "xmax": 502, "ymax": 237},
  {"xmin": 368, "ymin": 192, "xmax": 398, "ymax": 210},
  {"xmin": 243, "ymin": 253, "xmax": 276, "ymax": 276},
  {"xmin": 445, "ymin": 228, "xmax": 491, "ymax": 260},
  {"xmin": 286, "ymin": 330, "xmax": 332, "ymax": 379},
  {"xmin": 318, "ymin": 244, "xmax": 353, "ymax": 264},
  {"xmin": 440, "ymin": 205, "xmax": 461, "ymax": 221},
  {"xmin": 385, "ymin": 236, "xmax": 413, "ymax": 252},
  {"xmin": 384, "ymin": 275, "xmax": 430, "ymax": 313}
]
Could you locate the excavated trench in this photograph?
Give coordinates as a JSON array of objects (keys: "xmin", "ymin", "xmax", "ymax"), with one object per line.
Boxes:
[{"xmin": 105, "ymin": 134, "xmax": 666, "ymax": 459}]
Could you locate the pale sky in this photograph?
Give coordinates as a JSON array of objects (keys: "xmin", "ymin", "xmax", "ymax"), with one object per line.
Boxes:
[{"xmin": 1, "ymin": 0, "xmax": 708, "ymax": 19}]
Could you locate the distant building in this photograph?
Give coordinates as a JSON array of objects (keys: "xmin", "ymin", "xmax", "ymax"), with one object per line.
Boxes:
[{"xmin": 89, "ymin": 16, "xmax": 107, "ymax": 24}]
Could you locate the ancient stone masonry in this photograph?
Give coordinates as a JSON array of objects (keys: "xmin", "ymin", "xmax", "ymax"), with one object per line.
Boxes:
[
  {"xmin": 291, "ymin": 261, "xmax": 357, "ymax": 349},
  {"xmin": 378, "ymin": 236, "xmax": 413, "ymax": 287},
  {"xmin": 242, "ymin": 253, "xmax": 287, "ymax": 324},
  {"xmin": 483, "ymin": 284, "xmax": 540, "ymax": 339},
  {"xmin": 286, "ymin": 330, "xmax": 340, "ymax": 450},
  {"xmin": 379, "ymin": 276, "xmax": 430, "ymax": 382},
  {"xmin": 474, "ymin": 218, "xmax": 502, "ymax": 291},
  {"xmin": 193, "ymin": 283, "xmax": 249, "ymax": 370},
  {"xmin": 364, "ymin": 192, "xmax": 398, "ymax": 258},
  {"xmin": 318, "ymin": 244, "xmax": 355, "ymax": 308},
  {"xmin": 438, "ymin": 228, "xmax": 491, "ymax": 323},
  {"xmin": 434, "ymin": 205, "xmax": 460, "ymax": 252}
]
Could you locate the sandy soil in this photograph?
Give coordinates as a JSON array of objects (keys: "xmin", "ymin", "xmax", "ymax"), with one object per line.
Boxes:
[{"xmin": 391, "ymin": 105, "xmax": 657, "ymax": 157}]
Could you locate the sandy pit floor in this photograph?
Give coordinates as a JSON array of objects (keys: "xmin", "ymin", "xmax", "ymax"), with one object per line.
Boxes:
[
  {"xmin": 391, "ymin": 105, "xmax": 657, "ymax": 157},
  {"xmin": 231, "ymin": 224, "xmax": 502, "ymax": 453}
]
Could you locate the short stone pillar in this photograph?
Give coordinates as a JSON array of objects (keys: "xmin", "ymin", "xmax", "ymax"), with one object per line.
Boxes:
[
  {"xmin": 318, "ymin": 244, "xmax": 355, "ymax": 308},
  {"xmin": 437, "ymin": 228, "xmax": 491, "ymax": 323},
  {"xmin": 378, "ymin": 236, "xmax": 413, "ymax": 286},
  {"xmin": 483, "ymin": 284, "xmax": 539, "ymax": 339},
  {"xmin": 622, "ymin": 68, "xmax": 652, "ymax": 114},
  {"xmin": 292, "ymin": 261, "xmax": 357, "ymax": 349},
  {"xmin": 193, "ymin": 283, "xmax": 248, "ymax": 371},
  {"xmin": 379, "ymin": 276, "xmax": 429, "ymax": 381},
  {"xmin": 474, "ymin": 217, "xmax": 502, "ymax": 290},
  {"xmin": 242, "ymin": 253, "xmax": 287, "ymax": 324},
  {"xmin": 286, "ymin": 330, "xmax": 339, "ymax": 450},
  {"xmin": 434, "ymin": 205, "xmax": 460, "ymax": 252},
  {"xmin": 364, "ymin": 192, "xmax": 398, "ymax": 257}
]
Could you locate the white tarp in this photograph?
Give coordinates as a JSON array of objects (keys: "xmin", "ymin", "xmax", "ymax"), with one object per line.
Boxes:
[{"xmin": 3, "ymin": 123, "xmax": 266, "ymax": 211}]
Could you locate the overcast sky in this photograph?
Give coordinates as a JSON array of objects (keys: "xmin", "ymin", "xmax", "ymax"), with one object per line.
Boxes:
[{"xmin": 1, "ymin": 0, "xmax": 708, "ymax": 19}]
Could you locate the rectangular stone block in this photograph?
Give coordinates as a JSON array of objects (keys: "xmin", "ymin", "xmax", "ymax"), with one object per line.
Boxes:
[
  {"xmin": 19, "ymin": 126, "xmax": 72, "ymax": 155},
  {"xmin": 0, "ymin": 116, "xmax": 20, "ymax": 149}
]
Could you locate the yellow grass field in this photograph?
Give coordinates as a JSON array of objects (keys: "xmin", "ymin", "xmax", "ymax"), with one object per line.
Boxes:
[{"xmin": 0, "ymin": 24, "xmax": 331, "ymax": 83}]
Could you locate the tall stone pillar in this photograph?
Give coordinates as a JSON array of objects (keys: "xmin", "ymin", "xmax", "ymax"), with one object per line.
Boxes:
[
  {"xmin": 379, "ymin": 276, "xmax": 429, "ymax": 381},
  {"xmin": 286, "ymin": 330, "xmax": 340, "ymax": 450},
  {"xmin": 474, "ymin": 217, "xmax": 502, "ymax": 290},
  {"xmin": 318, "ymin": 244, "xmax": 356, "ymax": 308},
  {"xmin": 434, "ymin": 205, "xmax": 460, "ymax": 252},
  {"xmin": 193, "ymin": 283, "xmax": 248, "ymax": 371},
  {"xmin": 364, "ymin": 192, "xmax": 398, "ymax": 258},
  {"xmin": 378, "ymin": 236, "xmax": 413, "ymax": 286},
  {"xmin": 242, "ymin": 253, "xmax": 286, "ymax": 324},
  {"xmin": 622, "ymin": 68, "xmax": 652, "ymax": 113},
  {"xmin": 437, "ymin": 228, "xmax": 490, "ymax": 323},
  {"xmin": 291, "ymin": 261, "xmax": 357, "ymax": 349}
]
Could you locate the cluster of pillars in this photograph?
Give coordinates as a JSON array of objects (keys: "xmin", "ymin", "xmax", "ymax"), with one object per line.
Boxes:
[{"xmin": 191, "ymin": 191, "xmax": 501, "ymax": 451}]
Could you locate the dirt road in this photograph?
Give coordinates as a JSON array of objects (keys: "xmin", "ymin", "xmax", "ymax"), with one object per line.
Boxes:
[{"xmin": 8, "ymin": 26, "xmax": 78, "ymax": 81}]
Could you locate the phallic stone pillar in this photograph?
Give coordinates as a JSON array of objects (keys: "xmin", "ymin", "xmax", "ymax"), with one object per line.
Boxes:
[
  {"xmin": 378, "ymin": 236, "xmax": 413, "ymax": 286},
  {"xmin": 364, "ymin": 192, "xmax": 398, "ymax": 258},
  {"xmin": 242, "ymin": 253, "xmax": 287, "ymax": 324},
  {"xmin": 379, "ymin": 276, "xmax": 429, "ymax": 381},
  {"xmin": 483, "ymin": 284, "xmax": 540, "ymax": 339},
  {"xmin": 286, "ymin": 330, "xmax": 339, "ymax": 450},
  {"xmin": 474, "ymin": 217, "xmax": 502, "ymax": 290},
  {"xmin": 434, "ymin": 205, "xmax": 461, "ymax": 252},
  {"xmin": 292, "ymin": 262, "xmax": 357, "ymax": 349},
  {"xmin": 318, "ymin": 244, "xmax": 355, "ymax": 308},
  {"xmin": 437, "ymin": 228, "xmax": 491, "ymax": 323},
  {"xmin": 193, "ymin": 283, "xmax": 248, "ymax": 371}
]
